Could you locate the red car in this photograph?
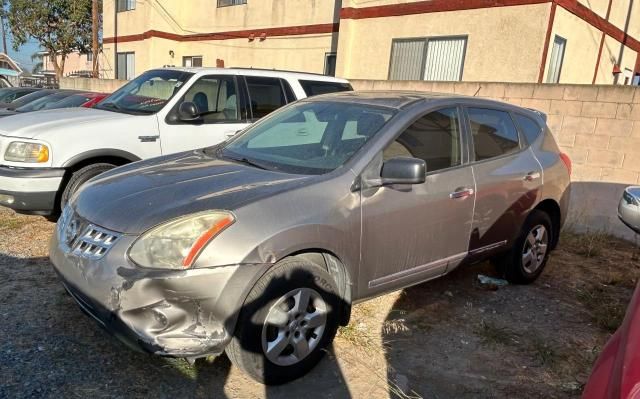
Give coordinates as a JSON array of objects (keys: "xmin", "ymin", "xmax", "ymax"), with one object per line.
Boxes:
[
  {"xmin": 78, "ymin": 92, "xmax": 109, "ymax": 108},
  {"xmin": 43, "ymin": 92, "xmax": 108, "ymax": 109},
  {"xmin": 584, "ymin": 188, "xmax": 640, "ymax": 399},
  {"xmin": 583, "ymin": 284, "xmax": 640, "ymax": 398}
]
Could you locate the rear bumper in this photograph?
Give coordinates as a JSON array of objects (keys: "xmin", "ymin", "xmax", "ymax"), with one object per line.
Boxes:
[{"xmin": 0, "ymin": 166, "xmax": 65, "ymax": 214}]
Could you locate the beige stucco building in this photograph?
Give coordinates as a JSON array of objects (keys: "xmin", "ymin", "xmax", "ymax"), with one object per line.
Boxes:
[
  {"xmin": 41, "ymin": 51, "xmax": 112, "ymax": 78},
  {"xmin": 101, "ymin": 0, "xmax": 640, "ymax": 85}
]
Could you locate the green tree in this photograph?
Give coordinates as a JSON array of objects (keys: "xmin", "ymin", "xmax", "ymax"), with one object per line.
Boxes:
[{"xmin": 6, "ymin": 0, "xmax": 93, "ymax": 79}]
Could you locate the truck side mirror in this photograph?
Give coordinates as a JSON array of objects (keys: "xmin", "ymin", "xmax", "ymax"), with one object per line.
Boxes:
[{"xmin": 178, "ymin": 102, "xmax": 201, "ymax": 122}]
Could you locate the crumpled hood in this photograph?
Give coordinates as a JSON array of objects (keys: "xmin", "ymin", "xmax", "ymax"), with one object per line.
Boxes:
[
  {"xmin": 73, "ymin": 150, "xmax": 315, "ymax": 234},
  {"xmin": 0, "ymin": 108, "xmax": 132, "ymax": 139}
]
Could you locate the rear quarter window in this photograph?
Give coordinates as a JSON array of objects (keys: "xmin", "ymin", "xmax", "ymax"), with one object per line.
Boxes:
[
  {"xmin": 514, "ymin": 114, "xmax": 543, "ymax": 145},
  {"xmin": 467, "ymin": 108, "xmax": 521, "ymax": 161},
  {"xmin": 299, "ymin": 80, "xmax": 353, "ymax": 97}
]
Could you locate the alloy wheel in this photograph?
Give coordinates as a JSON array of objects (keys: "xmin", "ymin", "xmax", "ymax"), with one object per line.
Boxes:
[
  {"xmin": 261, "ymin": 288, "xmax": 328, "ymax": 366},
  {"xmin": 522, "ymin": 224, "xmax": 549, "ymax": 274}
]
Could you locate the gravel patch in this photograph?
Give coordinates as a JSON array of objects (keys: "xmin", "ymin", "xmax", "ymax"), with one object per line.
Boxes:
[{"xmin": 1, "ymin": 207, "xmax": 637, "ymax": 398}]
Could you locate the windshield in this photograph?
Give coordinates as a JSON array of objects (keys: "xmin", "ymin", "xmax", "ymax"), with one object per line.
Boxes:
[
  {"xmin": 42, "ymin": 94, "xmax": 94, "ymax": 110},
  {"xmin": 0, "ymin": 88, "xmax": 16, "ymax": 102},
  {"xmin": 16, "ymin": 93, "xmax": 72, "ymax": 112},
  {"xmin": 96, "ymin": 70, "xmax": 194, "ymax": 115},
  {"xmin": 7, "ymin": 90, "xmax": 54, "ymax": 109},
  {"xmin": 221, "ymin": 101, "xmax": 395, "ymax": 175}
]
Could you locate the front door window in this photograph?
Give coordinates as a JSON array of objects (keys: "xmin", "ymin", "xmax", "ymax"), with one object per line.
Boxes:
[
  {"xmin": 179, "ymin": 76, "xmax": 239, "ymax": 123},
  {"xmin": 384, "ymin": 107, "xmax": 462, "ymax": 173}
]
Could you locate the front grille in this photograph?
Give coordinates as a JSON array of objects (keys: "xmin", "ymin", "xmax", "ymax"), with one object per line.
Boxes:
[
  {"xmin": 58, "ymin": 206, "xmax": 120, "ymax": 259},
  {"xmin": 71, "ymin": 225, "xmax": 120, "ymax": 259}
]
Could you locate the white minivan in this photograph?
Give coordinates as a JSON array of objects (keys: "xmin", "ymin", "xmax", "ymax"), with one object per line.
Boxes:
[{"xmin": 0, "ymin": 68, "xmax": 352, "ymax": 216}]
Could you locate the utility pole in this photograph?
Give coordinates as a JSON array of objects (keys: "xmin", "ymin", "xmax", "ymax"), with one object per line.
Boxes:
[
  {"xmin": 92, "ymin": 0, "xmax": 99, "ymax": 78},
  {"xmin": 1, "ymin": 16, "xmax": 7, "ymax": 55}
]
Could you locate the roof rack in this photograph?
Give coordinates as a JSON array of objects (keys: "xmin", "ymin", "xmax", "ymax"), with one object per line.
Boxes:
[{"xmin": 229, "ymin": 67, "xmax": 328, "ymax": 77}]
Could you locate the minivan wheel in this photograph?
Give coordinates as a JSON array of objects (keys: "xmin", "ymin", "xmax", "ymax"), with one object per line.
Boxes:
[
  {"xmin": 225, "ymin": 258, "xmax": 341, "ymax": 385},
  {"xmin": 495, "ymin": 210, "xmax": 553, "ymax": 284},
  {"xmin": 60, "ymin": 163, "xmax": 115, "ymax": 210}
]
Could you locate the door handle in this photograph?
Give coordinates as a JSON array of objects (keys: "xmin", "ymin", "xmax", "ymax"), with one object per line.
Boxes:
[
  {"xmin": 450, "ymin": 187, "xmax": 475, "ymax": 200},
  {"xmin": 523, "ymin": 171, "xmax": 541, "ymax": 182},
  {"xmin": 138, "ymin": 135, "xmax": 159, "ymax": 143}
]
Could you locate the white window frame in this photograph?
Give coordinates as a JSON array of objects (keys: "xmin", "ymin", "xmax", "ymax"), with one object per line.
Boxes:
[
  {"xmin": 183, "ymin": 56, "xmax": 203, "ymax": 68},
  {"xmin": 546, "ymin": 35, "xmax": 567, "ymax": 84},
  {"xmin": 324, "ymin": 52, "xmax": 337, "ymax": 76},
  {"xmin": 388, "ymin": 35, "xmax": 468, "ymax": 81},
  {"xmin": 116, "ymin": 52, "xmax": 135, "ymax": 80},
  {"xmin": 116, "ymin": 0, "xmax": 136, "ymax": 12},
  {"xmin": 217, "ymin": 0, "xmax": 247, "ymax": 7}
]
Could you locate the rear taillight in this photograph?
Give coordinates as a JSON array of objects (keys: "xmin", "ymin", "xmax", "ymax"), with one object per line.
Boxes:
[{"xmin": 559, "ymin": 152, "xmax": 572, "ymax": 176}]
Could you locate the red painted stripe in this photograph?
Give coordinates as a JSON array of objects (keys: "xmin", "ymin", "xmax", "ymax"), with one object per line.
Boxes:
[
  {"xmin": 592, "ymin": 0, "xmax": 613, "ymax": 84},
  {"xmin": 103, "ymin": 23, "xmax": 339, "ymax": 44},
  {"xmin": 340, "ymin": 0, "xmax": 640, "ymax": 53},
  {"xmin": 341, "ymin": 0, "xmax": 550, "ymax": 19},
  {"xmin": 539, "ymin": 3, "xmax": 557, "ymax": 83},
  {"xmin": 103, "ymin": 0, "xmax": 640, "ymax": 59},
  {"xmin": 555, "ymin": 0, "xmax": 640, "ymax": 51}
]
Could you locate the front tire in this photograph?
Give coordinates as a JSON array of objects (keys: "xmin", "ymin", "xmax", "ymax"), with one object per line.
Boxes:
[
  {"xmin": 60, "ymin": 163, "xmax": 115, "ymax": 210},
  {"xmin": 225, "ymin": 258, "xmax": 342, "ymax": 385},
  {"xmin": 495, "ymin": 210, "xmax": 553, "ymax": 284}
]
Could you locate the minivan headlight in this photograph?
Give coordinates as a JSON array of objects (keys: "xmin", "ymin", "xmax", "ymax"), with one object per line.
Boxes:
[
  {"xmin": 4, "ymin": 141, "xmax": 49, "ymax": 163},
  {"xmin": 128, "ymin": 211, "xmax": 235, "ymax": 269}
]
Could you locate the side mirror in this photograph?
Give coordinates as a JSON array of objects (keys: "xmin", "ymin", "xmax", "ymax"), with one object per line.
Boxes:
[
  {"xmin": 619, "ymin": 186, "xmax": 640, "ymax": 234},
  {"xmin": 380, "ymin": 157, "xmax": 426, "ymax": 185},
  {"xmin": 178, "ymin": 102, "xmax": 201, "ymax": 122}
]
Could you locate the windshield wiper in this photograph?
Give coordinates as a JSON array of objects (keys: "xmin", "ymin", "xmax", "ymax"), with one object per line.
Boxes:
[
  {"xmin": 100, "ymin": 102, "xmax": 123, "ymax": 112},
  {"xmin": 225, "ymin": 155, "xmax": 269, "ymax": 170}
]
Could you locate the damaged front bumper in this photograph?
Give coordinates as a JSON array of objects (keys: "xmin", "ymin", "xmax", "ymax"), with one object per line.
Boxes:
[{"xmin": 49, "ymin": 229, "xmax": 269, "ymax": 358}]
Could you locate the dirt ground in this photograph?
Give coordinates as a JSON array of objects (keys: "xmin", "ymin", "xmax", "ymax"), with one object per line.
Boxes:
[{"xmin": 1, "ymin": 207, "xmax": 639, "ymax": 398}]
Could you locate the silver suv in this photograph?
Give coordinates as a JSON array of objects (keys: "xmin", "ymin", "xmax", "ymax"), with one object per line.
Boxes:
[{"xmin": 50, "ymin": 91, "xmax": 571, "ymax": 384}]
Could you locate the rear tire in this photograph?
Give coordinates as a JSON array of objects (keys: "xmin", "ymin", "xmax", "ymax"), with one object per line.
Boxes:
[
  {"xmin": 60, "ymin": 163, "xmax": 115, "ymax": 210},
  {"xmin": 494, "ymin": 210, "xmax": 553, "ymax": 284},
  {"xmin": 225, "ymin": 258, "xmax": 342, "ymax": 385}
]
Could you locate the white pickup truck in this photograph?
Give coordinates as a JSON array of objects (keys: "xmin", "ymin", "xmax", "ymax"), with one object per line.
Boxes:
[{"xmin": 0, "ymin": 68, "xmax": 352, "ymax": 216}]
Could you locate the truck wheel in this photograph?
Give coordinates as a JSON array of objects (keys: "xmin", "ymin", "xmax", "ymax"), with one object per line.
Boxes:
[
  {"xmin": 494, "ymin": 210, "xmax": 553, "ymax": 284},
  {"xmin": 60, "ymin": 163, "xmax": 115, "ymax": 210},
  {"xmin": 225, "ymin": 257, "xmax": 342, "ymax": 385}
]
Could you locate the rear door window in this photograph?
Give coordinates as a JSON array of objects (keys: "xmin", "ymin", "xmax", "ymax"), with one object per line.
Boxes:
[
  {"xmin": 245, "ymin": 76, "xmax": 287, "ymax": 119},
  {"xmin": 299, "ymin": 80, "xmax": 353, "ymax": 97},
  {"xmin": 467, "ymin": 108, "xmax": 521, "ymax": 161},
  {"xmin": 514, "ymin": 114, "xmax": 543, "ymax": 145}
]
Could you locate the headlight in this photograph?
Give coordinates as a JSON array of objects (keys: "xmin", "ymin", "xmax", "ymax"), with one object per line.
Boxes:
[
  {"xmin": 128, "ymin": 211, "xmax": 235, "ymax": 269},
  {"xmin": 4, "ymin": 142, "xmax": 49, "ymax": 163}
]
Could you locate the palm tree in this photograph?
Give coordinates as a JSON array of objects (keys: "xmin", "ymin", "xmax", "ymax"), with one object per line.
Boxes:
[{"xmin": 30, "ymin": 52, "xmax": 43, "ymax": 74}]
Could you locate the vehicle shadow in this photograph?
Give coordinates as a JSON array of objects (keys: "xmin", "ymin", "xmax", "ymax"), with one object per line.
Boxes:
[{"xmin": 0, "ymin": 253, "xmax": 353, "ymax": 398}]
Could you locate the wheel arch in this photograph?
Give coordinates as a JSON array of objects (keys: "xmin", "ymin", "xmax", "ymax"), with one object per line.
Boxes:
[
  {"xmin": 285, "ymin": 249, "xmax": 353, "ymax": 326},
  {"xmin": 61, "ymin": 149, "xmax": 141, "ymax": 170},
  {"xmin": 53, "ymin": 150, "xmax": 140, "ymax": 216}
]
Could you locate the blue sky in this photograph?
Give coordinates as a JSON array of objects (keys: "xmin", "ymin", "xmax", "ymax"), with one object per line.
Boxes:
[{"xmin": 4, "ymin": 31, "xmax": 41, "ymax": 72}]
